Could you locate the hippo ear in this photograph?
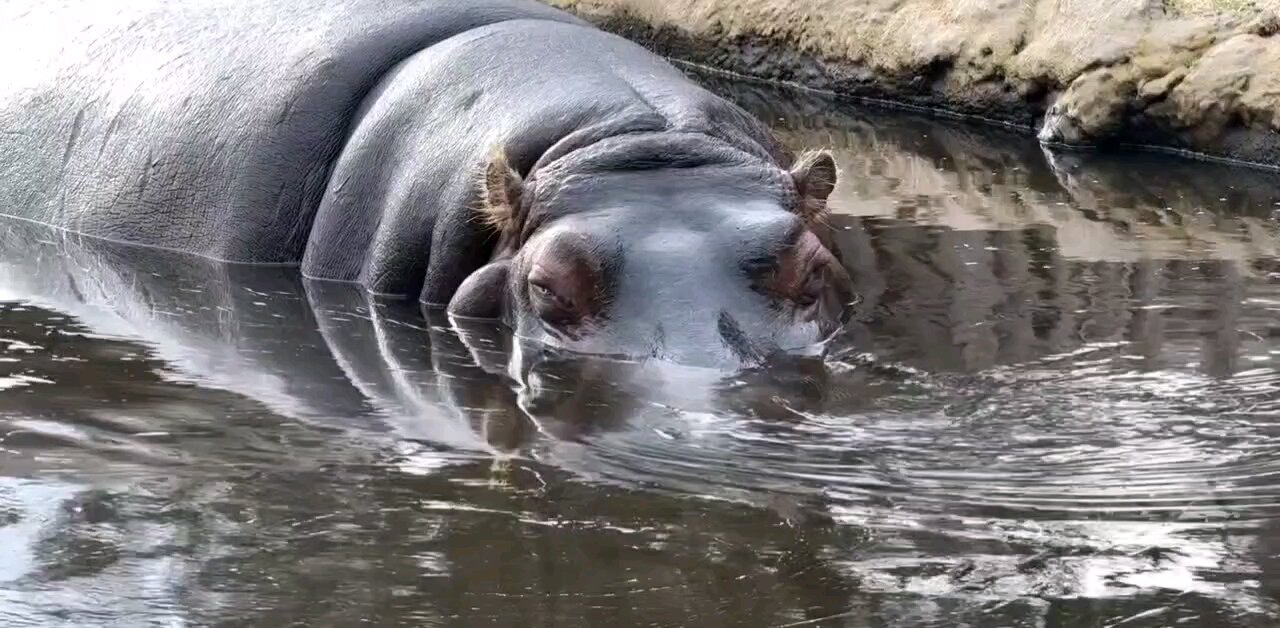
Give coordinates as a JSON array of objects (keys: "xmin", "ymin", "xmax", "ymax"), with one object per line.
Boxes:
[
  {"xmin": 479, "ymin": 151, "xmax": 524, "ymax": 234},
  {"xmin": 789, "ymin": 150, "xmax": 838, "ymax": 222}
]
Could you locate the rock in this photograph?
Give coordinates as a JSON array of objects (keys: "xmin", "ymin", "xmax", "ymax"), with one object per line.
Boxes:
[
  {"xmin": 1171, "ymin": 33, "xmax": 1280, "ymax": 135},
  {"xmin": 1139, "ymin": 67, "xmax": 1189, "ymax": 102},
  {"xmin": 1040, "ymin": 68, "xmax": 1139, "ymax": 145}
]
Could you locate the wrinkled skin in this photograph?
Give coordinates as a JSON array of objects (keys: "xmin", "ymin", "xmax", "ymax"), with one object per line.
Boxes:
[{"xmin": 0, "ymin": 0, "xmax": 853, "ymax": 368}]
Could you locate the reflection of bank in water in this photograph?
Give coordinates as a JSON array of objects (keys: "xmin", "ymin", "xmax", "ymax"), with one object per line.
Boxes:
[
  {"xmin": 711, "ymin": 76, "xmax": 1280, "ymax": 263},
  {"xmin": 829, "ymin": 212, "xmax": 1279, "ymax": 378},
  {"xmin": 698, "ymin": 78, "xmax": 1279, "ymax": 377}
]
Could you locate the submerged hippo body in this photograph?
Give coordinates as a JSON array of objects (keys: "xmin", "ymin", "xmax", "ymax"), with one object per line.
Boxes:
[{"xmin": 0, "ymin": 0, "xmax": 852, "ymax": 367}]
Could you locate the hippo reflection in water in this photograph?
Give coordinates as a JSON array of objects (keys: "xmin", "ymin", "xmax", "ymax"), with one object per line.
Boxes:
[{"xmin": 0, "ymin": 0, "xmax": 854, "ymax": 368}]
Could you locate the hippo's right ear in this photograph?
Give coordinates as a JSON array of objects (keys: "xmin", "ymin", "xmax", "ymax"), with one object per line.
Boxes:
[
  {"xmin": 479, "ymin": 151, "xmax": 524, "ymax": 236},
  {"xmin": 789, "ymin": 150, "xmax": 838, "ymax": 222}
]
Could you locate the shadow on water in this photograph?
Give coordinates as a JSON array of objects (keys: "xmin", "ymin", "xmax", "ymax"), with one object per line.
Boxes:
[{"xmin": 0, "ymin": 79, "xmax": 1278, "ymax": 626}]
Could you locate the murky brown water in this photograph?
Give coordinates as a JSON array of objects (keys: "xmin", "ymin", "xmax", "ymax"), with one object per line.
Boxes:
[{"xmin": 2, "ymin": 78, "xmax": 1280, "ymax": 627}]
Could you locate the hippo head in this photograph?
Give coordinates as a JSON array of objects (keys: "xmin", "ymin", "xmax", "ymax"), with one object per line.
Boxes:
[{"xmin": 447, "ymin": 134, "xmax": 855, "ymax": 369}]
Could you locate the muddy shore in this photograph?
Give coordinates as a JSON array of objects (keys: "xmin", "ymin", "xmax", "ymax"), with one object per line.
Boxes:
[{"xmin": 551, "ymin": 0, "xmax": 1280, "ymax": 170}]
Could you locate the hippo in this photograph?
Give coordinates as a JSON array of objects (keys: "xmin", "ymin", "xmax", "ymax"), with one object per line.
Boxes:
[{"xmin": 0, "ymin": 0, "xmax": 854, "ymax": 367}]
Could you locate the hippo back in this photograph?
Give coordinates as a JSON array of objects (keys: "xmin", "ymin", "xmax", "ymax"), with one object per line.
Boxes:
[
  {"xmin": 0, "ymin": 0, "xmax": 582, "ymax": 263},
  {"xmin": 300, "ymin": 18, "xmax": 792, "ymax": 299}
]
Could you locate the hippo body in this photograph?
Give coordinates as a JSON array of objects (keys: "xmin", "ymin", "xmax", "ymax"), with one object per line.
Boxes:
[{"xmin": 0, "ymin": 0, "xmax": 851, "ymax": 366}]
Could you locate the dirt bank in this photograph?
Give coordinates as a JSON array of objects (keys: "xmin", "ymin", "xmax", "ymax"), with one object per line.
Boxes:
[{"xmin": 550, "ymin": 0, "xmax": 1280, "ymax": 169}]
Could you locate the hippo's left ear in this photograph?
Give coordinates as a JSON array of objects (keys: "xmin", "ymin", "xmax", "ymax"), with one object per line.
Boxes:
[
  {"xmin": 479, "ymin": 150, "xmax": 524, "ymax": 236},
  {"xmin": 789, "ymin": 150, "xmax": 838, "ymax": 222}
]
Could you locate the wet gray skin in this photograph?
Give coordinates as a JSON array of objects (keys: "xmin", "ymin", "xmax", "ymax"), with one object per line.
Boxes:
[{"xmin": 0, "ymin": 0, "xmax": 854, "ymax": 370}]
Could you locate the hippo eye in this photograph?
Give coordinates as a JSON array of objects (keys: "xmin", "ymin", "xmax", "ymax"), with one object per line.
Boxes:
[
  {"xmin": 795, "ymin": 267, "xmax": 824, "ymax": 309},
  {"xmin": 530, "ymin": 282, "xmax": 554, "ymax": 300},
  {"xmin": 529, "ymin": 281, "xmax": 565, "ymax": 307},
  {"xmin": 528, "ymin": 279, "xmax": 578, "ymax": 324}
]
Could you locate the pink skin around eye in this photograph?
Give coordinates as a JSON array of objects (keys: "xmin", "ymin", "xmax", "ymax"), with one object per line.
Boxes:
[
  {"xmin": 526, "ymin": 250, "xmax": 601, "ymax": 324},
  {"xmin": 765, "ymin": 230, "xmax": 830, "ymax": 304}
]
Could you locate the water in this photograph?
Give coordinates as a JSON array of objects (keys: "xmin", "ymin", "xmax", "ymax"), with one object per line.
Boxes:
[{"xmin": 1, "ymin": 77, "xmax": 1279, "ymax": 627}]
